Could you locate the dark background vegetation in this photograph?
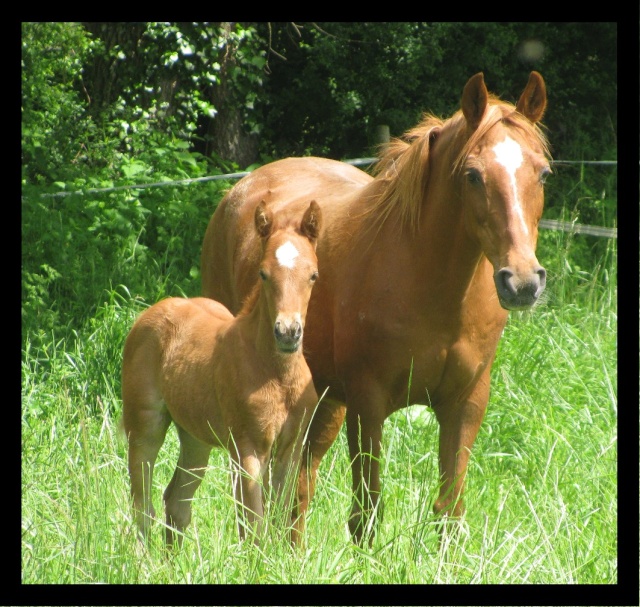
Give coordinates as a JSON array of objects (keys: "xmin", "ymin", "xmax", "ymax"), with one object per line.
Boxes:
[{"xmin": 22, "ymin": 22, "xmax": 617, "ymax": 348}]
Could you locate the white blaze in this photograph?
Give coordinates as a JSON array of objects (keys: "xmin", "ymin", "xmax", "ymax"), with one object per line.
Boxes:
[
  {"xmin": 275, "ymin": 241, "xmax": 299, "ymax": 268},
  {"xmin": 493, "ymin": 136, "xmax": 528, "ymax": 236}
]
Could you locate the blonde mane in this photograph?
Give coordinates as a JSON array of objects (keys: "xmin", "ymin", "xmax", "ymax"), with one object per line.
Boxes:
[{"xmin": 367, "ymin": 95, "xmax": 551, "ymax": 234}]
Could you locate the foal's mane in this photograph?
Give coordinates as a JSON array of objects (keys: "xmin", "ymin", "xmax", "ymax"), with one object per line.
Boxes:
[
  {"xmin": 367, "ymin": 95, "xmax": 551, "ymax": 234},
  {"xmin": 238, "ymin": 280, "xmax": 261, "ymax": 318}
]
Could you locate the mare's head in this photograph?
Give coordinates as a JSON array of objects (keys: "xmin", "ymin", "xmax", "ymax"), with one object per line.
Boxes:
[
  {"xmin": 453, "ymin": 71, "xmax": 550, "ymax": 310},
  {"xmin": 374, "ymin": 71, "xmax": 551, "ymax": 311},
  {"xmin": 253, "ymin": 200, "xmax": 322, "ymax": 353}
]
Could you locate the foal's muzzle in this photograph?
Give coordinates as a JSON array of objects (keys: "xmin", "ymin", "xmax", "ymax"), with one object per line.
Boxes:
[{"xmin": 274, "ymin": 318, "xmax": 303, "ymax": 353}]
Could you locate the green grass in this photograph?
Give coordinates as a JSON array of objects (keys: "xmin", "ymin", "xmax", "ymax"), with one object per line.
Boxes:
[{"xmin": 21, "ymin": 236, "xmax": 617, "ymax": 584}]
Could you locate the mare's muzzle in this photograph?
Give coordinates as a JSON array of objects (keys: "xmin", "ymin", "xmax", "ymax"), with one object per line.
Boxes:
[{"xmin": 495, "ymin": 266, "xmax": 546, "ymax": 310}]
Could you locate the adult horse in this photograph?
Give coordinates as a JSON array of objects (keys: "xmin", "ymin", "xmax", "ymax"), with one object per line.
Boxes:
[{"xmin": 201, "ymin": 72, "xmax": 551, "ymax": 545}]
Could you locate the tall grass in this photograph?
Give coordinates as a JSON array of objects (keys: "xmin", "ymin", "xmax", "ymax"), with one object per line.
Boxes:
[{"xmin": 22, "ymin": 225, "xmax": 617, "ymax": 584}]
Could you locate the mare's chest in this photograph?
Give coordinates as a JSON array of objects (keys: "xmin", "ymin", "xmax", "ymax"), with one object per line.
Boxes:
[{"xmin": 332, "ymin": 267, "xmax": 507, "ymax": 410}]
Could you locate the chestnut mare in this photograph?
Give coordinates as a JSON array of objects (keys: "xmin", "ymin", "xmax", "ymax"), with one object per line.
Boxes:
[
  {"xmin": 201, "ymin": 72, "xmax": 551, "ymax": 545},
  {"xmin": 123, "ymin": 200, "xmax": 322, "ymax": 546}
]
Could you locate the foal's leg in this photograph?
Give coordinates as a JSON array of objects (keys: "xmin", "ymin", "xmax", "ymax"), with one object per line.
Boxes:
[
  {"xmin": 271, "ymin": 435, "xmax": 301, "ymax": 510},
  {"xmin": 271, "ymin": 404, "xmax": 314, "ymax": 541},
  {"xmin": 231, "ymin": 442, "xmax": 268, "ymax": 543},
  {"xmin": 125, "ymin": 406, "xmax": 172, "ymax": 540},
  {"xmin": 432, "ymin": 371, "xmax": 489, "ymax": 532},
  {"xmin": 294, "ymin": 399, "xmax": 346, "ymax": 543},
  {"xmin": 163, "ymin": 425, "xmax": 212, "ymax": 548}
]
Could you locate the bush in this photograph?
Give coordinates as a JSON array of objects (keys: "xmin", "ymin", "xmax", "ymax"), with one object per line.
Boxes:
[{"xmin": 22, "ymin": 23, "xmax": 234, "ymax": 349}]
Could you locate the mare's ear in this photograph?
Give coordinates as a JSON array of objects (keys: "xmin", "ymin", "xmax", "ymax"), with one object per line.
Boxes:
[
  {"xmin": 461, "ymin": 72, "xmax": 488, "ymax": 131},
  {"xmin": 516, "ymin": 71, "xmax": 547, "ymax": 123},
  {"xmin": 255, "ymin": 200, "xmax": 273, "ymax": 238},
  {"xmin": 300, "ymin": 200, "xmax": 322, "ymax": 242}
]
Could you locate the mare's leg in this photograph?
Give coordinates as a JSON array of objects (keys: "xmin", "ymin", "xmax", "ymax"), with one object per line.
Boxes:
[
  {"xmin": 293, "ymin": 398, "xmax": 346, "ymax": 543},
  {"xmin": 163, "ymin": 425, "xmax": 212, "ymax": 548},
  {"xmin": 124, "ymin": 406, "xmax": 172, "ymax": 540},
  {"xmin": 432, "ymin": 370, "xmax": 490, "ymax": 529},
  {"xmin": 345, "ymin": 381, "xmax": 386, "ymax": 546},
  {"xmin": 231, "ymin": 442, "xmax": 268, "ymax": 543}
]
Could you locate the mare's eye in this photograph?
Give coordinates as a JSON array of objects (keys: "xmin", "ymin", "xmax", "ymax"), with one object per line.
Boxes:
[
  {"xmin": 540, "ymin": 166, "xmax": 552, "ymax": 184},
  {"xmin": 466, "ymin": 168, "xmax": 482, "ymax": 185},
  {"xmin": 310, "ymin": 271, "xmax": 319, "ymax": 282},
  {"xmin": 259, "ymin": 269, "xmax": 268, "ymax": 281}
]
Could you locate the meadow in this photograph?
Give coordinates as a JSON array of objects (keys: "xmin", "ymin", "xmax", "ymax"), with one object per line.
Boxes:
[
  {"xmin": 22, "ymin": 22, "xmax": 619, "ymax": 590},
  {"xmin": 21, "ymin": 221, "xmax": 617, "ymax": 585}
]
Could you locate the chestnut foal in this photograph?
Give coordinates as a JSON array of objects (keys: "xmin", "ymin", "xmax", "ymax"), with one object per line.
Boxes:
[{"xmin": 122, "ymin": 200, "xmax": 321, "ymax": 546}]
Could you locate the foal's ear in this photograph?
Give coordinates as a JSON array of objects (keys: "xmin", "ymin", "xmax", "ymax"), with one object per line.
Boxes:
[
  {"xmin": 461, "ymin": 72, "xmax": 488, "ymax": 131},
  {"xmin": 255, "ymin": 200, "xmax": 273, "ymax": 238},
  {"xmin": 516, "ymin": 71, "xmax": 547, "ymax": 123},
  {"xmin": 300, "ymin": 200, "xmax": 322, "ymax": 242}
]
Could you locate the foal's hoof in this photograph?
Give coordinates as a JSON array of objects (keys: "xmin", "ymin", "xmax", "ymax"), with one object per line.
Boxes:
[{"xmin": 348, "ymin": 501, "xmax": 384, "ymax": 547}]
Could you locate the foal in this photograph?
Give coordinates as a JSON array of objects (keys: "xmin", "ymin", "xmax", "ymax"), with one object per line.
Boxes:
[{"xmin": 122, "ymin": 200, "xmax": 321, "ymax": 546}]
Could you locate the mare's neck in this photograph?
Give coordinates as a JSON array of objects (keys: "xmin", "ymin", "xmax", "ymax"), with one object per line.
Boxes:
[
  {"xmin": 361, "ymin": 176, "xmax": 485, "ymax": 307},
  {"xmin": 422, "ymin": 174, "xmax": 483, "ymax": 279}
]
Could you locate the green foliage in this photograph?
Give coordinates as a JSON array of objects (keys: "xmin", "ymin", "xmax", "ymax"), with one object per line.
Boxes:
[
  {"xmin": 542, "ymin": 161, "xmax": 617, "ymax": 274},
  {"xmin": 21, "ymin": 161, "xmax": 229, "ymax": 351},
  {"xmin": 21, "ymin": 21, "xmax": 616, "ymax": 356},
  {"xmin": 254, "ymin": 22, "xmax": 616, "ymax": 164},
  {"xmin": 21, "ymin": 22, "xmax": 237, "ymax": 350},
  {"xmin": 21, "ymin": 22, "xmax": 101, "ymax": 184}
]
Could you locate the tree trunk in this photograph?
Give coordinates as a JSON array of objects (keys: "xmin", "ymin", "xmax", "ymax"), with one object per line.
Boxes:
[
  {"xmin": 81, "ymin": 22, "xmax": 148, "ymax": 114},
  {"xmin": 205, "ymin": 22, "xmax": 258, "ymax": 168}
]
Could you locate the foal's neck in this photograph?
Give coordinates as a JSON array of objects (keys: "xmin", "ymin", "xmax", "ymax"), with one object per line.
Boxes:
[{"xmin": 239, "ymin": 290, "xmax": 304, "ymax": 377}]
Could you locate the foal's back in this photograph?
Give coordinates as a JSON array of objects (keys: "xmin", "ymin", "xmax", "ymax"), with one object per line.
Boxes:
[{"xmin": 122, "ymin": 296, "xmax": 238, "ymax": 447}]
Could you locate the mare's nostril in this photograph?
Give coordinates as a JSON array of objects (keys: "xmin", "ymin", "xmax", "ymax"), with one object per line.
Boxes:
[
  {"xmin": 536, "ymin": 267, "xmax": 547, "ymax": 289},
  {"xmin": 497, "ymin": 268, "xmax": 515, "ymax": 295}
]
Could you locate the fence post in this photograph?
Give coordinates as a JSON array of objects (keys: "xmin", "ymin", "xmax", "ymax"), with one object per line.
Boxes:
[{"xmin": 375, "ymin": 125, "xmax": 390, "ymax": 145}]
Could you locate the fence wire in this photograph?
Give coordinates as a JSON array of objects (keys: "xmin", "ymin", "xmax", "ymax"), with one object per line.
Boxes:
[{"xmin": 34, "ymin": 158, "xmax": 617, "ymax": 239}]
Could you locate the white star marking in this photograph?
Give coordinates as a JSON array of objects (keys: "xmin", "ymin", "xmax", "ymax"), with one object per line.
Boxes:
[{"xmin": 275, "ymin": 241, "xmax": 299, "ymax": 268}]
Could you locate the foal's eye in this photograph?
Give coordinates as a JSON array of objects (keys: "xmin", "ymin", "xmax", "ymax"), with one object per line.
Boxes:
[
  {"xmin": 540, "ymin": 166, "xmax": 552, "ymax": 184},
  {"xmin": 310, "ymin": 271, "xmax": 319, "ymax": 282},
  {"xmin": 466, "ymin": 168, "xmax": 483, "ymax": 185},
  {"xmin": 259, "ymin": 269, "xmax": 268, "ymax": 281}
]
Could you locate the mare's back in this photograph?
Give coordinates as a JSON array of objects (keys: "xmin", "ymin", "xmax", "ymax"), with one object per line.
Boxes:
[{"xmin": 202, "ymin": 157, "xmax": 370, "ymax": 310}]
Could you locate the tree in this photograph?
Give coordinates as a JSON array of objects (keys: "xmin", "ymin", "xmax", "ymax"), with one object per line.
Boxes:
[{"xmin": 80, "ymin": 22, "xmax": 266, "ymax": 169}]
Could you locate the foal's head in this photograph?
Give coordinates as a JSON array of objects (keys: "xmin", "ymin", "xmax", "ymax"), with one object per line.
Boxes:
[{"xmin": 253, "ymin": 200, "xmax": 322, "ymax": 353}]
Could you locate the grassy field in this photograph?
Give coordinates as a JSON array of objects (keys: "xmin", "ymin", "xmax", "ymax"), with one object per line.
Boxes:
[{"xmin": 21, "ymin": 231, "xmax": 617, "ymax": 585}]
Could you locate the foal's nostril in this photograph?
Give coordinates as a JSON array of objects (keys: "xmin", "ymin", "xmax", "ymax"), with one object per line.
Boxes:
[{"xmin": 274, "ymin": 318, "xmax": 303, "ymax": 351}]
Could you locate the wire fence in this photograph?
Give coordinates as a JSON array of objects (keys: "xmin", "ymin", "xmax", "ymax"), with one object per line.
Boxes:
[{"xmin": 36, "ymin": 158, "xmax": 617, "ymax": 239}]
